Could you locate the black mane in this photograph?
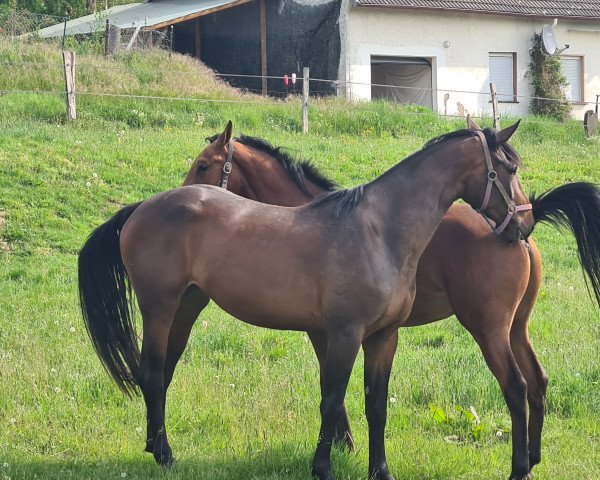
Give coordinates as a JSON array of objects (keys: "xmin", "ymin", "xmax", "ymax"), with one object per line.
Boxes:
[
  {"xmin": 310, "ymin": 127, "xmax": 522, "ymax": 218},
  {"xmin": 206, "ymin": 133, "xmax": 337, "ymax": 194},
  {"xmin": 424, "ymin": 128, "xmax": 522, "ymax": 169},
  {"xmin": 309, "ymin": 186, "xmax": 366, "ymax": 219}
]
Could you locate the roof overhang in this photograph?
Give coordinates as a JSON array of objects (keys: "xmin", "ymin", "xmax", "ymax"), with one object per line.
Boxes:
[
  {"xmin": 352, "ymin": 1, "xmax": 600, "ymax": 22},
  {"xmin": 38, "ymin": 0, "xmax": 253, "ymax": 38}
]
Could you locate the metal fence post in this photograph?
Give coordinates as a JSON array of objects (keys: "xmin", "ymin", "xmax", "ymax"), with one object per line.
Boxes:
[{"xmin": 302, "ymin": 67, "xmax": 309, "ymax": 134}]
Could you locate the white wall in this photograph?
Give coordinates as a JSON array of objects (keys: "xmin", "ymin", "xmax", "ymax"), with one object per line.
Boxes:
[{"xmin": 339, "ymin": 2, "xmax": 600, "ymax": 119}]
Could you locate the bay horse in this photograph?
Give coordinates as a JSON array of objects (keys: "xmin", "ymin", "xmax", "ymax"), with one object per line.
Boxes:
[
  {"xmin": 77, "ymin": 122, "xmax": 599, "ymax": 480},
  {"xmin": 185, "ymin": 120, "xmax": 600, "ymax": 478}
]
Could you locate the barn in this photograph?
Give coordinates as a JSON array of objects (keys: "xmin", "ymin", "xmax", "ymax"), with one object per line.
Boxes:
[
  {"xmin": 39, "ymin": 0, "xmax": 600, "ymax": 118},
  {"xmin": 38, "ymin": 0, "xmax": 342, "ymax": 96}
]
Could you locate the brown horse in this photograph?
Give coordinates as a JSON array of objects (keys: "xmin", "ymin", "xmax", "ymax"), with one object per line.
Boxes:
[
  {"xmin": 79, "ymin": 121, "xmax": 540, "ymax": 480},
  {"xmin": 183, "ymin": 121, "xmax": 600, "ymax": 479}
]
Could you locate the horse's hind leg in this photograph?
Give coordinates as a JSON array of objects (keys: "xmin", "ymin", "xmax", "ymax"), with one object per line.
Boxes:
[
  {"xmin": 510, "ymin": 242, "xmax": 547, "ymax": 472},
  {"xmin": 161, "ymin": 285, "xmax": 210, "ymax": 413},
  {"xmin": 467, "ymin": 324, "xmax": 530, "ymax": 480},
  {"xmin": 510, "ymin": 324, "xmax": 547, "ymax": 472},
  {"xmin": 307, "ymin": 330, "xmax": 355, "ymax": 452},
  {"xmin": 135, "ymin": 291, "xmax": 183, "ymax": 466}
]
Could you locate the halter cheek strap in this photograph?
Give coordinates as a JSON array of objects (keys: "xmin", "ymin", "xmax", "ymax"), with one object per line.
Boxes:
[
  {"xmin": 220, "ymin": 139, "xmax": 235, "ymax": 189},
  {"xmin": 474, "ymin": 130, "xmax": 532, "ymax": 235}
]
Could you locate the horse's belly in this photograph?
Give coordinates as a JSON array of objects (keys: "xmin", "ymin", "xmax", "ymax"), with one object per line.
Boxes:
[
  {"xmin": 198, "ymin": 261, "xmax": 322, "ymax": 331},
  {"xmin": 209, "ymin": 291, "xmax": 320, "ymax": 331}
]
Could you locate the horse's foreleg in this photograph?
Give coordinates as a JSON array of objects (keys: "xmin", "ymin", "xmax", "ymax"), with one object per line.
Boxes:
[
  {"xmin": 510, "ymin": 325, "xmax": 548, "ymax": 471},
  {"xmin": 362, "ymin": 329, "xmax": 398, "ymax": 480},
  {"xmin": 475, "ymin": 331, "xmax": 530, "ymax": 480},
  {"xmin": 162, "ymin": 286, "xmax": 210, "ymax": 414},
  {"xmin": 136, "ymin": 294, "xmax": 181, "ymax": 467},
  {"xmin": 307, "ymin": 330, "xmax": 355, "ymax": 452},
  {"xmin": 311, "ymin": 329, "xmax": 362, "ymax": 480}
]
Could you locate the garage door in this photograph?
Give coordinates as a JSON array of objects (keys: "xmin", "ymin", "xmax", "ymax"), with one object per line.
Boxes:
[{"xmin": 371, "ymin": 56, "xmax": 433, "ymax": 109}]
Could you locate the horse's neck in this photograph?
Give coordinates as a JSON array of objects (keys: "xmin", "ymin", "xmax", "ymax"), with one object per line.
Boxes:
[
  {"xmin": 364, "ymin": 140, "xmax": 473, "ymax": 260},
  {"xmin": 238, "ymin": 149, "xmax": 325, "ymax": 206}
]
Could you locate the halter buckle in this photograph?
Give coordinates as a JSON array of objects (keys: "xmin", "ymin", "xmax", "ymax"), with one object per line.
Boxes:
[
  {"xmin": 223, "ymin": 162, "xmax": 232, "ymax": 174},
  {"xmin": 487, "ymin": 170, "xmax": 498, "ymax": 181}
]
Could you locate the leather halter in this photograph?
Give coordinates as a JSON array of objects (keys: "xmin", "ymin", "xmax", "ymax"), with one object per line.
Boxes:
[
  {"xmin": 474, "ymin": 130, "xmax": 532, "ymax": 235},
  {"xmin": 219, "ymin": 139, "xmax": 235, "ymax": 189}
]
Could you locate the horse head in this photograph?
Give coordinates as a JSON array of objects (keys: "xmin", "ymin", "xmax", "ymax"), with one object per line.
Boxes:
[{"xmin": 464, "ymin": 116, "xmax": 534, "ymax": 243}]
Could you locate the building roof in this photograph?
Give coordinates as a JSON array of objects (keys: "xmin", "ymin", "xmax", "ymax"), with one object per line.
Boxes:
[
  {"xmin": 354, "ymin": 0, "xmax": 600, "ymax": 20},
  {"xmin": 38, "ymin": 0, "xmax": 251, "ymax": 38}
]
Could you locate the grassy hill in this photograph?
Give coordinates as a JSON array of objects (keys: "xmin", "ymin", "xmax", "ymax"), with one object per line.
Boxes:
[{"xmin": 0, "ymin": 40, "xmax": 599, "ymax": 479}]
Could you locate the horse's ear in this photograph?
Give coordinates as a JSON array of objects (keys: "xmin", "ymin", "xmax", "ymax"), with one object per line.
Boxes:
[
  {"xmin": 466, "ymin": 114, "xmax": 481, "ymax": 131},
  {"xmin": 497, "ymin": 120, "xmax": 521, "ymax": 143},
  {"xmin": 216, "ymin": 120, "xmax": 233, "ymax": 147}
]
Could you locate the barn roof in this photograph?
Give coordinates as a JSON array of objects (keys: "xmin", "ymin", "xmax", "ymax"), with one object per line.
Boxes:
[
  {"xmin": 354, "ymin": 0, "xmax": 600, "ymax": 20},
  {"xmin": 38, "ymin": 0, "xmax": 251, "ymax": 38}
]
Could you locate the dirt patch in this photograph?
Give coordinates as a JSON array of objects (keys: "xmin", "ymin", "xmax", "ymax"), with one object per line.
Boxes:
[{"xmin": 0, "ymin": 210, "xmax": 12, "ymax": 253}]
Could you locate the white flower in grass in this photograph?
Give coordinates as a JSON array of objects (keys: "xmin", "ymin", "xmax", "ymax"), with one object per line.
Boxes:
[
  {"xmin": 69, "ymin": 326, "xmax": 76, "ymax": 333},
  {"xmin": 229, "ymin": 383, "xmax": 235, "ymax": 389},
  {"xmin": 92, "ymin": 173, "xmax": 98, "ymax": 178},
  {"xmin": 8, "ymin": 418, "xmax": 16, "ymax": 425},
  {"xmin": 85, "ymin": 181, "xmax": 91, "ymax": 187},
  {"xmin": 201, "ymin": 320, "xmax": 208, "ymax": 328},
  {"xmin": 389, "ymin": 396, "xmax": 397, "ymax": 404},
  {"xmin": 54, "ymin": 386, "xmax": 61, "ymax": 393},
  {"xmin": 50, "ymin": 368, "xmax": 57, "ymax": 374},
  {"xmin": 496, "ymin": 430, "xmax": 503, "ymax": 437},
  {"xmin": 3, "ymin": 462, "xmax": 8, "ymax": 468},
  {"xmin": 121, "ymin": 473, "xmax": 127, "ymax": 478},
  {"xmin": 135, "ymin": 426, "xmax": 143, "ymax": 434}
]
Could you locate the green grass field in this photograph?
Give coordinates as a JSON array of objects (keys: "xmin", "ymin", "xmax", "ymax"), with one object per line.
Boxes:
[{"xmin": 0, "ymin": 41, "xmax": 599, "ymax": 480}]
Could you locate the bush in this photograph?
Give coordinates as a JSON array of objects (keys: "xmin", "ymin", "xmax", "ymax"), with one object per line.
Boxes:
[{"xmin": 528, "ymin": 33, "xmax": 571, "ymax": 121}]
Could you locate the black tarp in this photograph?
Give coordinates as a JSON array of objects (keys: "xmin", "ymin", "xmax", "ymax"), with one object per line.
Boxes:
[{"xmin": 176, "ymin": 0, "xmax": 341, "ymax": 96}]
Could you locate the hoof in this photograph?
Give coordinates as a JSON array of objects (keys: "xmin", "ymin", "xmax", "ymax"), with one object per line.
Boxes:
[
  {"xmin": 312, "ymin": 466, "xmax": 335, "ymax": 480},
  {"xmin": 369, "ymin": 466, "xmax": 395, "ymax": 480},
  {"xmin": 508, "ymin": 473, "xmax": 532, "ymax": 480},
  {"xmin": 155, "ymin": 451, "xmax": 174, "ymax": 468},
  {"xmin": 153, "ymin": 440, "xmax": 174, "ymax": 467}
]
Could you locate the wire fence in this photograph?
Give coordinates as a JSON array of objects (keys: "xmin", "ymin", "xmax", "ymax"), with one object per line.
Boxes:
[
  {"xmin": 0, "ymin": 37, "xmax": 597, "ymax": 135},
  {"xmin": 0, "ymin": 9, "xmax": 66, "ymax": 40}
]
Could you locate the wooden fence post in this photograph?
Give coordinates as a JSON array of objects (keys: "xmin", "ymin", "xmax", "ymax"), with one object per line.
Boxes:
[
  {"xmin": 62, "ymin": 51, "xmax": 76, "ymax": 120},
  {"xmin": 302, "ymin": 67, "xmax": 309, "ymax": 134},
  {"xmin": 489, "ymin": 82, "xmax": 500, "ymax": 129}
]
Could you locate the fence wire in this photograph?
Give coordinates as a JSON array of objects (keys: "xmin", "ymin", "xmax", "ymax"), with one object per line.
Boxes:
[{"xmin": 0, "ymin": 9, "xmax": 65, "ymax": 39}]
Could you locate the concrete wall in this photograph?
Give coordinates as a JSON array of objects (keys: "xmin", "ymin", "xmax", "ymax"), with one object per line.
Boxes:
[{"xmin": 339, "ymin": 2, "xmax": 600, "ymax": 119}]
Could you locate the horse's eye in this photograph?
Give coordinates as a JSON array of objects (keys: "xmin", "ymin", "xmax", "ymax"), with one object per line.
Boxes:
[{"xmin": 198, "ymin": 163, "xmax": 209, "ymax": 172}]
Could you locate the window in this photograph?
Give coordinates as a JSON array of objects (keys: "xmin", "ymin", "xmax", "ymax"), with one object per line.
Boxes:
[
  {"xmin": 561, "ymin": 56, "xmax": 583, "ymax": 103},
  {"xmin": 489, "ymin": 53, "xmax": 516, "ymax": 102}
]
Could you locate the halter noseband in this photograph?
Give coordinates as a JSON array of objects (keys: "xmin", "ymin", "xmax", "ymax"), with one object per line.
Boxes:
[
  {"xmin": 219, "ymin": 139, "xmax": 235, "ymax": 189},
  {"xmin": 474, "ymin": 130, "xmax": 532, "ymax": 235}
]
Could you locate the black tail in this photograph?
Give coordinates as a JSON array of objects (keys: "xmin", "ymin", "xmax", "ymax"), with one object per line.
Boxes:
[
  {"xmin": 78, "ymin": 202, "xmax": 142, "ymax": 396},
  {"xmin": 531, "ymin": 182, "xmax": 600, "ymax": 306}
]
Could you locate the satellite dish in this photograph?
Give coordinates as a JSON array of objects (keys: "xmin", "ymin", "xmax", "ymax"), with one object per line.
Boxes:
[{"xmin": 541, "ymin": 19, "xmax": 569, "ymax": 55}]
